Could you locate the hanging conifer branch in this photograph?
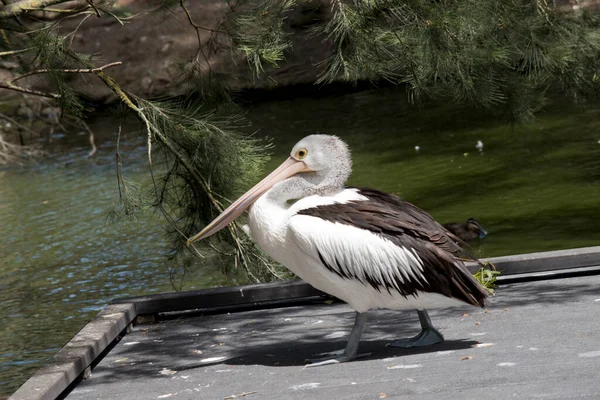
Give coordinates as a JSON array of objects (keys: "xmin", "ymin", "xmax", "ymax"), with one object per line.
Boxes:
[
  {"xmin": 305, "ymin": 0, "xmax": 600, "ymax": 119},
  {"xmin": 10, "ymin": 61, "xmax": 121, "ymax": 82},
  {"xmin": 0, "ymin": 0, "xmax": 284, "ymax": 282},
  {"xmin": 0, "ymin": 80, "xmax": 59, "ymax": 97},
  {"xmin": 1, "ymin": 0, "xmax": 600, "ymax": 283},
  {"xmin": 0, "ymin": 0, "xmax": 67, "ymax": 19},
  {"xmin": 229, "ymin": 0, "xmax": 294, "ymax": 75},
  {"xmin": 87, "ymin": 63, "xmax": 281, "ymax": 281},
  {"xmin": 0, "ymin": 47, "xmax": 32, "ymax": 56}
]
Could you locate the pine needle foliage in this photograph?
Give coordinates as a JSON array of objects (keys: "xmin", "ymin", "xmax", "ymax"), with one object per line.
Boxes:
[
  {"xmin": 28, "ymin": 30, "xmax": 86, "ymax": 116},
  {"xmin": 126, "ymin": 98, "xmax": 288, "ymax": 282},
  {"xmin": 303, "ymin": 0, "xmax": 600, "ymax": 120},
  {"xmin": 1, "ymin": 1, "xmax": 289, "ymax": 284},
  {"xmin": 107, "ymin": 177, "xmax": 152, "ymax": 222},
  {"xmin": 229, "ymin": 0, "xmax": 295, "ymax": 75},
  {"xmin": 2, "ymin": 25, "xmax": 89, "ymax": 116}
]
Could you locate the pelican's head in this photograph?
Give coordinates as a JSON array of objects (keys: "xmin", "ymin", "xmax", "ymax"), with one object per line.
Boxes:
[
  {"xmin": 186, "ymin": 134, "xmax": 351, "ymax": 245},
  {"xmin": 290, "ymin": 134, "xmax": 352, "ymax": 178}
]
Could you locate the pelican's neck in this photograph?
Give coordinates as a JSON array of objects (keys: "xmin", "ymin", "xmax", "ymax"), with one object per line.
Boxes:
[{"xmin": 264, "ymin": 173, "xmax": 345, "ymax": 206}]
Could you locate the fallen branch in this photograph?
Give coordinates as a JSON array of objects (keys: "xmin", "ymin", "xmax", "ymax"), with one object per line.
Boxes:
[
  {"xmin": 0, "ymin": 133, "xmax": 44, "ymax": 165},
  {"xmin": 79, "ymin": 119, "xmax": 96, "ymax": 158},
  {"xmin": 0, "ymin": 111, "xmax": 38, "ymax": 136}
]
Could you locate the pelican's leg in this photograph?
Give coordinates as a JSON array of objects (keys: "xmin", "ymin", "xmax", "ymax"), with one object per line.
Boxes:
[
  {"xmin": 387, "ymin": 310, "xmax": 444, "ymax": 348},
  {"xmin": 305, "ymin": 311, "xmax": 369, "ymax": 367}
]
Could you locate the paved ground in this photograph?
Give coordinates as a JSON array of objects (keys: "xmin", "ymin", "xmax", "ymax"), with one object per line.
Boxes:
[{"xmin": 67, "ymin": 276, "xmax": 600, "ymax": 400}]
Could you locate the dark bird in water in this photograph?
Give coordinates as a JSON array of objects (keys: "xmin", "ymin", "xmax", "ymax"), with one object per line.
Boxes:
[
  {"xmin": 443, "ymin": 218, "xmax": 488, "ymax": 242},
  {"xmin": 187, "ymin": 135, "xmax": 489, "ymax": 367}
]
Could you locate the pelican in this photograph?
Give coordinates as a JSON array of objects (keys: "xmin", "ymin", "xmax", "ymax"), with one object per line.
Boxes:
[{"xmin": 187, "ymin": 135, "xmax": 489, "ymax": 367}]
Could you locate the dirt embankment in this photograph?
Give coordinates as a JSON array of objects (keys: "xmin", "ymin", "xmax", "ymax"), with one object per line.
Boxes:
[
  {"xmin": 65, "ymin": 0, "xmax": 594, "ymax": 102},
  {"xmin": 3, "ymin": 0, "xmax": 333, "ymax": 104},
  {"xmin": 1, "ymin": 0, "xmax": 598, "ymax": 107}
]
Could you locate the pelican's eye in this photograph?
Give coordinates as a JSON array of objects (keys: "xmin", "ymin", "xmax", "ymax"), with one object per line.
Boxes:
[{"xmin": 295, "ymin": 148, "xmax": 308, "ymax": 159}]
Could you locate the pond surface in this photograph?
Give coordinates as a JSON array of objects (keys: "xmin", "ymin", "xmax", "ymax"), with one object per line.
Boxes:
[
  {"xmin": 246, "ymin": 88, "xmax": 600, "ymax": 256},
  {"xmin": 1, "ymin": 88, "xmax": 600, "ymax": 396}
]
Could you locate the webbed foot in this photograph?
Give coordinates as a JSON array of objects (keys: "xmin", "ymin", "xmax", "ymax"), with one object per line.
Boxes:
[
  {"xmin": 387, "ymin": 309, "xmax": 444, "ymax": 348},
  {"xmin": 387, "ymin": 327, "xmax": 444, "ymax": 348},
  {"xmin": 304, "ymin": 350, "xmax": 370, "ymax": 367}
]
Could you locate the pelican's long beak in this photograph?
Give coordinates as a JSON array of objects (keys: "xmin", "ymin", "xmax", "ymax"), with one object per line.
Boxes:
[{"xmin": 186, "ymin": 157, "xmax": 312, "ymax": 246}]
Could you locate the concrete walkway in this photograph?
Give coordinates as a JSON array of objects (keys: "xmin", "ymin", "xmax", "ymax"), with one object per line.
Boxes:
[{"xmin": 67, "ymin": 275, "xmax": 600, "ymax": 400}]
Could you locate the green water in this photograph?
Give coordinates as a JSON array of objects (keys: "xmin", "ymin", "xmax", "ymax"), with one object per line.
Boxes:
[
  {"xmin": 0, "ymin": 125, "xmax": 215, "ymax": 397},
  {"xmin": 2, "ymin": 88, "xmax": 600, "ymax": 396},
  {"xmin": 246, "ymin": 88, "xmax": 600, "ymax": 257}
]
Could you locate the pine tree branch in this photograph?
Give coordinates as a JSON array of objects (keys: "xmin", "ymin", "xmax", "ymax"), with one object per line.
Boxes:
[
  {"xmin": 88, "ymin": 66, "xmax": 222, "ymax": 215},
  {"xmin": 115, "ymin": 123, "xmax": 123, "ymax": 199},
  {"xmin": 0, "ymin": 80, "xmax": 59, "ymax": 98},
  {"xmin": 85, "ymin": 0, "xmax": 101, "ymax": 18},
  {"xmin": 0, "ymin": 47, "xmax": 32, "ymax": 57},
  {"xmin": 66, "ymin": 12, "xmax": 94, "ymax": 47},
  {"xmin": 0, "ymin": 62, "xmax": 122, "ymax": 99},
  {"xmin": 179, "ymin": 0, "xmax": 222, "ymax": 34},
  {"xmin": 23, "ymin": 7, "xmax": 85, "ymax": 13},
  {"xmin": 0, "ymin": 0, "xmax": 70, "ymax": 19},
  {"xmin": 89, "ymin": 68, "xmax": 154, "ymax": 160},
  {"xmin": 16, "ymin": 1, "xmax": 93, "ymax": 21},
  {"xmin": 179, "ymin": 0, "xmax": 219, "ymax": 76},
  {"xmin": 9, "ymin": 61, "xmax": 122, "ymax": 82}
]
